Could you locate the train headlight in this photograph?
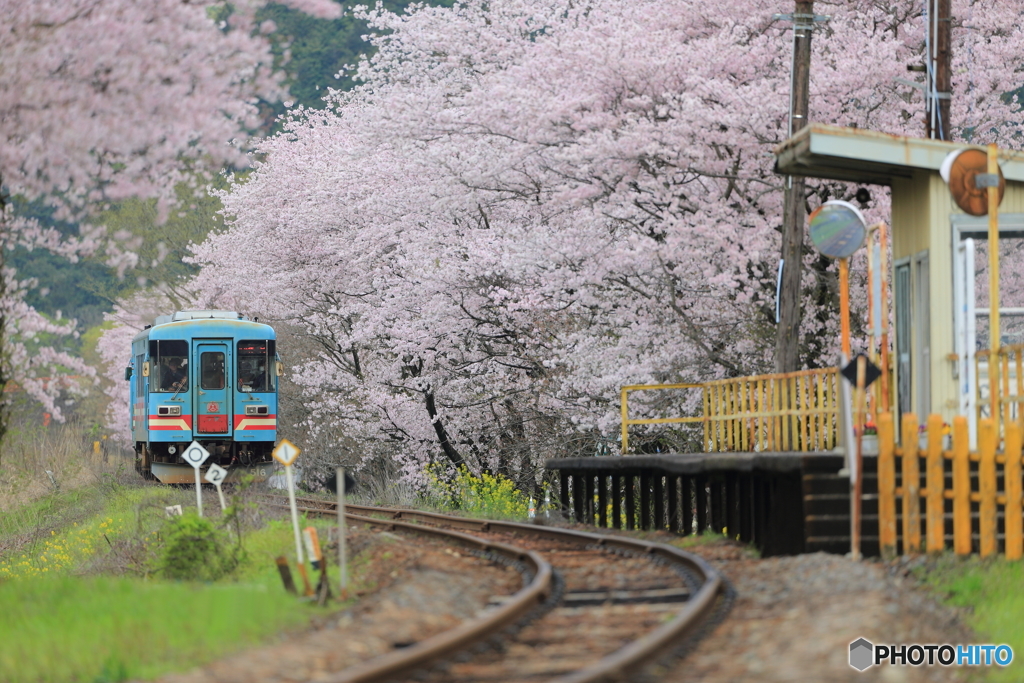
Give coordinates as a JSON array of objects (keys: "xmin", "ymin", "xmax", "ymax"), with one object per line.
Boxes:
[{"xmin": 168, "ymin": 445, "xmax": 177, "ymax": 455}]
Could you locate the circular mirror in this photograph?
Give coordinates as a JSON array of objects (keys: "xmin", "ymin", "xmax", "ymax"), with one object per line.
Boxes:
[{"xmin": 808, "ymin": 200, "xmax": 867, "ymax": 259}]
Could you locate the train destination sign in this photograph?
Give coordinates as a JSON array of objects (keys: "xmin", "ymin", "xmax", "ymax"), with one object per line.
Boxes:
[{"xmin": 808, "ymin": 200, "xmax": 867, "ymax": 259}]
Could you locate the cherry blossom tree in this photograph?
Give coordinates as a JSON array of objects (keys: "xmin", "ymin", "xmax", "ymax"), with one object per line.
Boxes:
[
  {"xmin": 104, "ymin": 0, "xmax": 1023, "ymax": 484},
  {"xmin": 0, "ymin": 0, "xmax": 342, "ymax": 443}
]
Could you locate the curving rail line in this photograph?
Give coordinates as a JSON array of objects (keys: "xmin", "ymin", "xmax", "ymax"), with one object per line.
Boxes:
[{"xmin": 272, "ymin": 497, "xmax": 725, "ymax": 683}]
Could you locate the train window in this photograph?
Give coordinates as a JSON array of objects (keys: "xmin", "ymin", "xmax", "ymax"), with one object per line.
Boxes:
[
  {"xmin": 201, "ymin": 352, "xmax": 226, "ymax": 390},
  {"xmin": 149, "ymin": 340, "xmax": 189, "ymax": 393},
  {"xmin": 237, "ymin": 340, "xmax": 275, "ymax": 392}
]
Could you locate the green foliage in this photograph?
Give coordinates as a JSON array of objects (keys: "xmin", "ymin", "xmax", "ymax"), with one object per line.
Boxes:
[
  {"xmin": 916, "ymin": 554, "xmax": 1024, "ymax": 682},
  {"xmin": 258, "ymin": 0, "xmax": 455, "ymax": 114},
  {"xmin": 7, "ymin": 197, "xmax": 115, "ymax": 334},
  {"xmin": 427, "ymin": 465, "xmax": 531, "ymax": 520},
  {"xmin": 154, "ymin": 511, "xmax": 243, "ymax": 582},
  {"xmin": 87, "ymin": 178, "xmax": 229, "ymax": 293}
]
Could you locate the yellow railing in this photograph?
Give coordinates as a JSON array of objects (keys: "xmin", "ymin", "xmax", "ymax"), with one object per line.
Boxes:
[
  {"xmin": 620, "ymin": 383, "xmax": 704, "ymax": 455},
  {"xmin": 620, "ymin": 368, "xmax": 839, "ymax": 454},
  {"xmin": 877, "ymin": 411, "xmax": 1024, "ymax": 559}
]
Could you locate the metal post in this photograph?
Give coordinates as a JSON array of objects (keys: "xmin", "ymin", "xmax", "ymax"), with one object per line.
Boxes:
[
  {"xmin": 337, "ymin": 467, "xmax": 348, "ymax": 593},
  {"xmin": 285, "ymin": 463, "xmax": 313, "ymax": 596},
  {"xmin": 194, "ymin": 466, "xmax": 204, "ymax": 517},
  {"xmin": 853, "ymin": 355, "xmax": 866, "ymax": 560},
  {"xmin": 879, "ymin": 223, "xmax": 892, "ymax": 412},
  {"xmin": 988, "ymin": 144, "xmax": 1001, "ymax": 437},
  {"xmin": 839, "ymin": 258, "xmax": 851, "ymax": 358}
]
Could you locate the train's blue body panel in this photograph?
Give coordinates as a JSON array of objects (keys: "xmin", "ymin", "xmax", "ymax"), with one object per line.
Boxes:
[{"xmin": 125, "ymin": 311, "xmax": 280, "ymax": 481}]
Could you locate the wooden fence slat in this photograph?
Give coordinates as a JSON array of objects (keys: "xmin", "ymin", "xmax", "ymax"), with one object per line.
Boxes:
[
  {"xmin": 753, "ymin": 380, "xmax": 760, "ymax": 452},
  {"xmin": 877, "ymin": 412, "xmax": 897, "ymax": 555},
  {"xmin": 979, "ymin": 418, "xmax": 998, "ymax": 557},
  {"xmin": 926, "ymin": 414, "xmax": 945, "ymax": 552},
  {"xmin": 901, "ymin": 413, "xmax": 921, "ymax": 554},
  {"xmin": 711, "ymin": 384, "xmax": 720, "ymax": 452},
  {"xmin": 771, "ymin": 378, "xmax": 779, "ymax": 451},
  {"xmin": 725, "ymin": 383, "xmax": 733, "ymax": 451},
  {"xmin": 703, "ymin": 386, "xmax": 710, "ymax": 451},
  {"xmin": 952, "ymin": 416, "xmax": 972, "ymax": 555},
  {"xmin": 1005, "ymin": 421, "xmax": 1023, "ymax": 560},
  {"xmin": 790, "ymin": 376, "xmax": 798, "ymax": 450},
  {"xmin": 800, "ymin": 376, "xmax": 808, "ymax": 450},
  {"xmin": 818, "ymin": 373, "xmax": 826, "ymax": 449},
  {"xmin": 825, "ymin": 373, "xmax": 834, "ymax": 449}
]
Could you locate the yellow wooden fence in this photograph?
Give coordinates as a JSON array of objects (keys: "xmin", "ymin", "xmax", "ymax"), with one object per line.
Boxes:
[
  {"xmin": 976, "ymin": 342, "xmax": 1024, "ymax": 424},
  {"xmin": 877, "ymin": 411, "xmax": 1024, "ymax": 558},
  {"xmin": 620, "ymin": 368, "xmax": 839, "ymax": 454},
  {"xmin": 703, "ymin": 368, "xmax": 838, "ymax": 453}
]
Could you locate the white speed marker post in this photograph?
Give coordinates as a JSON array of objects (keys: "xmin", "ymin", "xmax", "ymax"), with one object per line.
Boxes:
[
  {"xmin": 204, "ymin": 462, "xmax": 229, "ymax": 512},
  {"xmin": 182, "ymin": 441, "xmax": 211, "ymax": 516},
  {"xmin": 274, "ymin": 438, "xmax": 312, "ymax": 595}
]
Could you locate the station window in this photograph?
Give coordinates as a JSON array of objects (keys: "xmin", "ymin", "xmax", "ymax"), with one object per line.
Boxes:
[
  {"xmin": 237, "ymin": 340, "xmax": 275, "ymax": 392},
  {"xmin": 148, "ymin": 340, "xmax": 189, "ymax": 393},
  {"xmin": 201, "ymin": 352, "xmax": 226, "ymax": 390}
]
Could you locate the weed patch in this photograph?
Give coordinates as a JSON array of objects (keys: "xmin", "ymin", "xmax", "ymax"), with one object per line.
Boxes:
[
  {"xmin": 914, "ymin": 553, "xmax": 1024, "ymax": 682},
  {"xmin": 426, "ymin": 466, "xmax": 536, "ymax": 520},
  {"xmin": 154, "ymin": 511, "xmax": 243, "ymax": 581}
]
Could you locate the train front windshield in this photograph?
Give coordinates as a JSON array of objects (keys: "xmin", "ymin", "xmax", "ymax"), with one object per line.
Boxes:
[
  {"xmin": 238, "ymin": 340, "xmax": 275, "ymax": 392},
  {"xmin": 149, "ymin": 340, "xmax": 189, "ymax": 392}
]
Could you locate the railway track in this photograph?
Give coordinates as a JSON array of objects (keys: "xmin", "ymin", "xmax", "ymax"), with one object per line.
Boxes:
[{"xmin": 269, "ymin": 496, "xmax": 726, "ymax": 683}]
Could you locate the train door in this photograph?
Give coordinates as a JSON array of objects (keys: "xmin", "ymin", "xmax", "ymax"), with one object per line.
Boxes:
[{"xmin": 193, "ymin": 341, "xmax": 232, "ymax": 436}]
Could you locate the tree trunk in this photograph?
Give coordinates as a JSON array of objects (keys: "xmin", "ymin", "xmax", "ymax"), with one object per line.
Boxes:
[{"xmin": 425, "ymin": 389, "xmax": 465, "ymax": 467}]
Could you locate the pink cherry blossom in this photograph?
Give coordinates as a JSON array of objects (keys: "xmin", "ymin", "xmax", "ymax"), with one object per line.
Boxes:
[{"xmin": 100, "ymin": 0, "xmax": 1024, "ymax": 481}]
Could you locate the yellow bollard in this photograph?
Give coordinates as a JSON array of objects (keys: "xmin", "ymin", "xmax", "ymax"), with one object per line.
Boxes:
[
  {"xmin": 1004, "ymin": 421, "xmax": 1023, "ymax": 560},
  {"xmin": 901, "ymin": 413, "xmax": 921, "ymax": 553},
  {"xmin": 926, "ymin": 414, "xmax": 945, "ymax": 552},
  {"xmin": 877, "ymin": 413, "xmax": 897, "ymax": 556},
  {"xmin": 979, "ymin": 418, "xmax": 998, "ymax": 557},
  {"xmin": 952, "ymin": 417, "xmax": 972, "ymax": 555}
]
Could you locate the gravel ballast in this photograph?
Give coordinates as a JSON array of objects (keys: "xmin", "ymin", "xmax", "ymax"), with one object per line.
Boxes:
[{"xmin": 661, "ymin": 541, "xmax": 973, "ymax": 682}]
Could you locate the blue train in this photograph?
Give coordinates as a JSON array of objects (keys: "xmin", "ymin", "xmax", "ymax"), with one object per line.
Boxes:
[{"xmin": 126, "ymin": 310, "xmax": 280, "ymax": 483}]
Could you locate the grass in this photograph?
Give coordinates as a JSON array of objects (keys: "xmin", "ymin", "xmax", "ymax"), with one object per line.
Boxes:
[
  {"xmin": 0, "ymin": 574, "xmax": 313, "ymax": 683},
  {"xmin": 0, "ymin": 485, "xmax": 107, "ymax": 546},
  {"xmin": 1, "ymin": 479, "xmax": 360, "ymax": 682},
  {"xmin": 915, "ymin": 554, "xmax": 1024, "ymax": 680}
]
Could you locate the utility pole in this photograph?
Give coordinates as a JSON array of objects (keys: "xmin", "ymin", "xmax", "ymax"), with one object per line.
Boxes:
[
  {"xmin": 925, "ymin": 0, "xmax": 952, "ymax": 140},
  {"xmin": 775, "ymin": 2, "xmax": 827, "ymax": 373}
]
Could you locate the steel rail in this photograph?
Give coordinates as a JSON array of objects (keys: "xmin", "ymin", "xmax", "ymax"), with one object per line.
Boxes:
[
  {"xmin": 287, "ymin": 497, "xmax": 724, "ymax": 683},
  {"xmin": 265, "ymin": 500, "xmax": 552, "ymax": 683}
]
